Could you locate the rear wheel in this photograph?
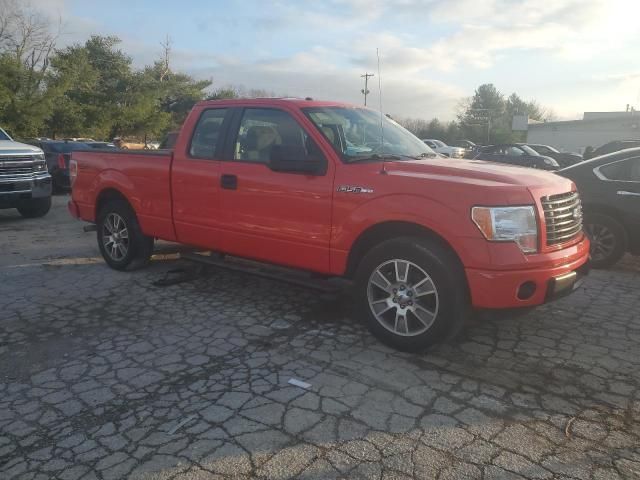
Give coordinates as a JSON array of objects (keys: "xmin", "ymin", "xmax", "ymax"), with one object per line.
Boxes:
[
  {"xmin": 97, "ymin": 199, "xmax": 154, "ymax": 270},
  {"xmin": 17, "ymin": 197, "xmax": 51, "ymax": 218},
  {"xmin": 584, "ymin": 213, "xmax": 626, "ymax": 269},
  {"xmin": 355, "ymin": 237, "xmax": 469, "ymax": 352}
]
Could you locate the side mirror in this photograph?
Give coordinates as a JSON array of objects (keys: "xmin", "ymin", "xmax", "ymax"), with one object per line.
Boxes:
[{"xmin": 269, "ymin": 145, "xmax": 326, "ymax": 175}]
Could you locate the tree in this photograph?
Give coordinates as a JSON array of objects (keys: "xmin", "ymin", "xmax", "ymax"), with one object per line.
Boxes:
[{"xmin": 0, "ymin": 0, "xmax": 60, "ymax": 137}]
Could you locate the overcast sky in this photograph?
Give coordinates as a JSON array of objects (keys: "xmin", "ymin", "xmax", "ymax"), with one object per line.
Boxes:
[{"xmin": 35, "ymin": 0, "xmax": 640, "ymax": 121}]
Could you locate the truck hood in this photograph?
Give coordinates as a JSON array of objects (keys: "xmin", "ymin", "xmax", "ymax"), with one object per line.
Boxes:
[
  {"xmin": 386, "ymin": 157, "xmax": 571, "ymax": 189},
  {"xmin": 0, "ymin": 140, "xmax": 43, "ymax": 155}
]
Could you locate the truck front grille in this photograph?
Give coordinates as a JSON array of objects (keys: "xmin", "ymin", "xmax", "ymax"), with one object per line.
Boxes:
[
  {"xmin": 542, "ymin": 191, "xmax": 583, "ymax": 246},
  {"xmin": 0, "ymin": 157, "xmax": 35, "ymax": 178}
]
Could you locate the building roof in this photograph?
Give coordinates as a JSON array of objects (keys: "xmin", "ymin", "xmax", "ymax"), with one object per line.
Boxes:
[{"xmin": 528, "ymin": 112, "xmax": 640, "ymax": 129}]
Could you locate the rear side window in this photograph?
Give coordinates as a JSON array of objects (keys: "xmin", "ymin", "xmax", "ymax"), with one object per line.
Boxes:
[
  {"xmin": 599, "ymin": 157, "xmax": 640, "ymax": 182},
  {"xmin": 190, "ymin": 109, "xmax": 227, "ymax": 158}
]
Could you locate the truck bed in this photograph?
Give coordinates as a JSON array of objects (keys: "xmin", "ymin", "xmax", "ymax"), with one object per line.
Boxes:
[{"xmin": 71, "ymin": 149, "xmax": 176, "ymax": 241}]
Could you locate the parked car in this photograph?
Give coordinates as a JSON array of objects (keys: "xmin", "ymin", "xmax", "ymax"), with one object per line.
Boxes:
[
  {"xmin": 474, "ymin": 144, "xmax": 560, "ymax": 170},
  {"xmin": 113, "ymin": 138, "xmax": 151, "ymax": 150},
  {"xmin": 422, "ymin": 139, "xmax": 466, "ymax": 158},
  {"xmin": 0, "ymin": 127, "xmax": 52, "ymax": 217},
  {"xmin": 559, "ymin": 148, "xmax": 640, "ymax": 268},
  {"xmin": 69, "ymin": 98, "xmax": 589, "ymax": 351},
  {"xmin": 28, "ymin": 140, "xmax": 91, "ymax": 191},
  {"xmin": 584, "ymin": 139, "xmax": 640, "ymax": 159},
  {"xmin": 526, "ymin": 143, "xmax": 582, "ymax": 168},
  {"xmin": 451, "ymin": 139, "xmax": 478, "ymax": 158}
]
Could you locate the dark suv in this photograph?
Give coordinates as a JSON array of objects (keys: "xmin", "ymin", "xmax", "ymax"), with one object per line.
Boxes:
[
  {"xmin": 559, "ymin": 148, "xmax": 640, "ymax": 267},
  {"xmin": 27, "ymin": 140, "xmax": 90, "ymax": 191}
]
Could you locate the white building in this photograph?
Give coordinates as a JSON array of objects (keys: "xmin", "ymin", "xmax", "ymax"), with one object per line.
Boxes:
[{"xmin": 526, "ymin": 111, "xmax": 640, "ymax": 154}]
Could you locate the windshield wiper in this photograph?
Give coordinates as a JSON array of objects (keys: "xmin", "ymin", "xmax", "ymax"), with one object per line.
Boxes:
[{"xmin": 346, "ymin": 152, "xmax": 435, "ymax": 163}]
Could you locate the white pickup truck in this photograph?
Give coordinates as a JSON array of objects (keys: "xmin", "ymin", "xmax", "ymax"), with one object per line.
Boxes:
[{"xmin": 0, "ymin": 127, "xmax": 52, "ymax": 217}]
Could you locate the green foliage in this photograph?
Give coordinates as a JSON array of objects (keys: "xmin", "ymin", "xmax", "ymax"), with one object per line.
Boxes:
[{"xmin": 0, "ymin": 1, "xmax": 212, "ymax": 141}]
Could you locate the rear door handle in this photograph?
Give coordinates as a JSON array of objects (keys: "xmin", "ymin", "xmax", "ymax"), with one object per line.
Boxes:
[
  {"xmin": 617, "ymin": 190, "xmax": 640, "ymax": 197},
  {"xmin": 221, "ymin": 174, "xmax": 237, "ymax": 190}
]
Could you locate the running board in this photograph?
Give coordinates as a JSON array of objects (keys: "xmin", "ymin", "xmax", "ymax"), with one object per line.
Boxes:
[{"xmin": 180, "ymin": 252, "xmax": 349, "ymax": 294}]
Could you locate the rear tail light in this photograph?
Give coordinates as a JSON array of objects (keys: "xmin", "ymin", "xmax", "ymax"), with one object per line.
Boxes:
[
  {"xmin": 57, "ymin": 153, "xmax": 66, "ymax": 169},
  {"xmin": 69, "ymin": 160, "xmax": 78, "ymax": 187}
]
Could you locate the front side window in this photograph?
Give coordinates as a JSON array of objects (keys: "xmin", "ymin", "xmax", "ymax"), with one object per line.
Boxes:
[
  {"xmin": 190, "ymin": 109, "xmax": 227, "ymax": 158},
  {"xmin": 304, "ymin": 107, "xmax": 434, "ymax": 162},
  {"xmin": 234, "ymin": 108, "xmax": 314, "ymax": 163},
  {"xmin": 599, "ymin": 157, "xmax": 640, "ymax": 182}
]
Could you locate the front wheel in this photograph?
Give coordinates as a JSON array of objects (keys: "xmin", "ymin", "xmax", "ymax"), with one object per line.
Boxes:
[
  {"xmin": 17, "ymin": 197, "xmax": 51, "ymax": 218},
  {"xmin": 584, "ymin": 214, "xmax": 626, "ymax": 268},
  {"xmin": 97, "ymin": 199, "xmax": 154, "ymax": 270},
  {"xmin": 355, "ymin": 237, "xmax": 470, "ymax": 352}
]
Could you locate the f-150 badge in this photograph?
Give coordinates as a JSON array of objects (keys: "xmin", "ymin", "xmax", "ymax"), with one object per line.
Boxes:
[{"xmin": 337, "ymin": 185, "xmax": 374, "ymax": 194}]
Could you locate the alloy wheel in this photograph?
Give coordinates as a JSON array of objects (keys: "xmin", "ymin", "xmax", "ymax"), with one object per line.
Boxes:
[{"xmin": 367, "ymin": 259, "xmax": 439, "ymax": 337}]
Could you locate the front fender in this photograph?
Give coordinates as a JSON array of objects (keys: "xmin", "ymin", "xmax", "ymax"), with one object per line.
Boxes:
[{"xmin": 331, "ymin": 193, "xmax": 489, "ymax": 274}]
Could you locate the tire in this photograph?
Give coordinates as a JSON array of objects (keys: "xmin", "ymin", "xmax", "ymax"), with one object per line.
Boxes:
[
  {"xmin": 17, "ymin": 197, "xmax": 51, "ymax": 218},
  {"xmin": 584, "ymin": 213, "xmax": 627, "ymax": 269},
  {"xmin": 97, "ymin": 199, "xmax": 154, "ymax": 271},
  {"xmin": 354, "ymin": 237, "xmax": 470, "ymax": 352}
]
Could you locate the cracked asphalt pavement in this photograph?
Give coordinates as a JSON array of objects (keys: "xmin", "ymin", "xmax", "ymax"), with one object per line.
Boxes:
[{"xmin": 1, "ymin": 195, "xmax": 639, "ymax": 479}]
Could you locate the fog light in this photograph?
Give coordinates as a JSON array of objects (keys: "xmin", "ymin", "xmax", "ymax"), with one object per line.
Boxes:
[{"xmin": 517, "ymin": 281, "xmax": 537, "ymax": 300}]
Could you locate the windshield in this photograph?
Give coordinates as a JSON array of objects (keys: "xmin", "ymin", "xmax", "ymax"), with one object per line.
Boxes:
[
  {"xmin": 431, "ymin": 140, "xmax": 446, "ymax": 148},
  {"xmin": 304, "ymin": 107, "xmax": 435, "ymax": 161},
  {"xmin": 0, "ymin": 128, "xmax": 10, "ymax": 141},
  {"xmin": 532, "ymin": 144, "xmax": 557, "ymax": 154},
  {"xmin": 520, "ymin": 145, "xmax": 540, "ymax": 156}
]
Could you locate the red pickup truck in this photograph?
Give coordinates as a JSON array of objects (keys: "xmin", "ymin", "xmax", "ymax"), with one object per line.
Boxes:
[{"xmin": 69, "ymin": 98, "xmax": 590, "ymax": 351}]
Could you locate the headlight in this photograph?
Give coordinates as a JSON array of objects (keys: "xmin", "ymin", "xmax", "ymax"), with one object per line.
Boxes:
[
  {"xmin": 471, "ymin": 206, "xmax": 538, "ymax": 253},
  {"xmin": 33, "ymin": 154, "xmax": 47, "ymax": 172},
  {"xmin": 543, "ymin": 157, "xmax": 555, "ymax": 166}
]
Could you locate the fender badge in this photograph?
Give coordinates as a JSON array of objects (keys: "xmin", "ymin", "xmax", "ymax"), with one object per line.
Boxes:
[{"xmin": 337, "ymin": 185, "xmax": 374, "ymax": 194}]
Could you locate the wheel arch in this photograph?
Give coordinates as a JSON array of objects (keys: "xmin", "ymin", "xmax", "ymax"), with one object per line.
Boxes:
[
  {"xmin": 95, "ymin": 188, "xmax": 134, "ymax": 219},
  {"xmin": 582, "ymin": 202, "xmax": 630, "ymax": 243},
  {"xmin": 344, "ymin": 221, "xmax": 466, "ymax": 280}
]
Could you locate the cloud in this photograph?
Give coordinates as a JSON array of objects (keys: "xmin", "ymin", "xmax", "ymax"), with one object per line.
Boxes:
[{"xmin": 16, "ymin": 0, "xmax": 640, "ymax": 120}]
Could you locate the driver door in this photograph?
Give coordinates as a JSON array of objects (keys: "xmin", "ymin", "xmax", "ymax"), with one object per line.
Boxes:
[{"xmin": 217, "ymin": 107, "xmax": 335, "ymax": 273}]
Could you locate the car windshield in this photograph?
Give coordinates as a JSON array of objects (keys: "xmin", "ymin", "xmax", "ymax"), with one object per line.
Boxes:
[
  {"xmin": 304, "ymin": 107, "xmax": 435, "ymax": 161},
  {"xmin": 431, "ymin": 140, "xmax": 446, "ymax": 148},
  {"xmin": 520, "ymin": 145, "xmax": 539, "ymax": 156},
  {"xmin": 45, "ymin": 142, "xmax": 90, "ymax": 153},
  {"xmin": 0, "ymin": 129, "xmax": 10, "ymax": 141},
  {"xmin": 532, "ymin": 145, "xmax": 558, "ymax": 154}
]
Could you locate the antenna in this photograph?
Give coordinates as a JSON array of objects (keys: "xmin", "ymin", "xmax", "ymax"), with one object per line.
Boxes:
[{"xmin": 377, "ymin": 48, "xmax": 387, "ymax": 175}]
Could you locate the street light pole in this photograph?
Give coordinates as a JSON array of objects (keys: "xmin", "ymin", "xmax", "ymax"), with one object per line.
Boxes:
[{"xmin": 361, "ymin": 73, "xmax": 374, "ymax": 106}]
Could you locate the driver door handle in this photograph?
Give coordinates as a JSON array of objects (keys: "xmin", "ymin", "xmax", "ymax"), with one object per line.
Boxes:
[{"xmin": 617, "ymin": 190, "xmax": 640, "ymax": 197}]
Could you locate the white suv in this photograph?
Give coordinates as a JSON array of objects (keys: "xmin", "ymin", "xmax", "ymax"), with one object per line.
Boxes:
[{"xmin": 422, "ymin": 139, "xmax": 466, "ymax": 159}]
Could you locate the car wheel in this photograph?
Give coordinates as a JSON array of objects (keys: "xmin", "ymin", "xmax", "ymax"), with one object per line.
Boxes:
[
  {"xmin": 17, "ymin": 197, "xmax": 51, "ymax": 218},
  {"xmin": 584, "ymin": 213, "xmax": 627, "ymax": 268},
  {"xmin": 355, "ymin": 237, "xmax": 470, "ymax": 352},
  {"xmin": 97, "ymin": 199, "xmax": 154, "ymax": 271}
]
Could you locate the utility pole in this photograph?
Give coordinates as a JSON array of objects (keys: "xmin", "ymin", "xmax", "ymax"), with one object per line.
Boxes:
[{"xmin": 361, "ymin": 73, "xmax": 374, "ymax": 106}]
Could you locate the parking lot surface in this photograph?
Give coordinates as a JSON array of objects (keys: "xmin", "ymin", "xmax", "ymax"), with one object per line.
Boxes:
[{"xmin": 1, "ymin": 195, "xmax": 639, "ymax": 480}]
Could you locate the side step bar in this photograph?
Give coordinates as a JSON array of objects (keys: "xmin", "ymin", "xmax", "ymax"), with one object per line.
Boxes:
[{"xmin": 180, "ymin": 252, "xmax": 349, "ymax": 294}]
